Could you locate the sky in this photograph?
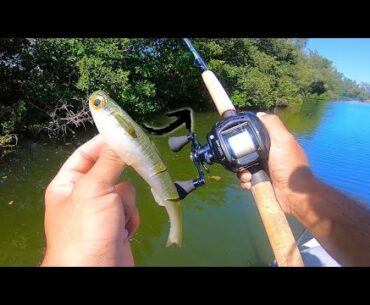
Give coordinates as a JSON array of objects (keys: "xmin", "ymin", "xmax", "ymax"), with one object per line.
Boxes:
[{"xmin": 306, "ymin": 39, "xmax": 370, "ymax": 84}]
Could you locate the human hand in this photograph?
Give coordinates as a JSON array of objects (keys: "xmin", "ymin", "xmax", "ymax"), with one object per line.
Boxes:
[
  {"xmin": 41, "ymin": 135, "xmax": 140, "ymax": 266},
  {"xmin": 238, "ymin": 113, "xmax": 315, "ymax": 217}
]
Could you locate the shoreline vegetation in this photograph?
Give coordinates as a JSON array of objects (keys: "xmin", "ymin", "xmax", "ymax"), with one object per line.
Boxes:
[{"xmin": 1, "ymin": 38, "xmax": 370, "ymax": 148}]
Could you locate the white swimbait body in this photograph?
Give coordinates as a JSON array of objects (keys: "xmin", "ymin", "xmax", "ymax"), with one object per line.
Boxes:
[{"xmin": 89, "ymin": 90, "xmax": 182, "ymax": 247}]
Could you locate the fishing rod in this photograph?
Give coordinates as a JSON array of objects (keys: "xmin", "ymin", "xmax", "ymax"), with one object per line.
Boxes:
[
  {"xmin": 169, "ymin": 38, "xmax": 304, "ymax": 267},
  {"xmin": 182, "ymin": 38, "xmax": 237, "ymax": 118},
  {"xmin": 183, "ymin": 38, "xmax": 208, "ymax": 71}
]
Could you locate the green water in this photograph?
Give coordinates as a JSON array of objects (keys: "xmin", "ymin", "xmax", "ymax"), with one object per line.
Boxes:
[{"xmin": 0, "ymin": 101, "xmax": 351, "ymax": 266}]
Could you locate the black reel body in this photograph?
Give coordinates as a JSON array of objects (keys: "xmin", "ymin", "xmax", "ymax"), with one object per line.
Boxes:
[
  {"xmin": 206, "ymin": 112, "xmax": 270, "ymax": 172},
  {"xmin": 169, "ymin": 112, "xmax": 270, "ymax": 199}
]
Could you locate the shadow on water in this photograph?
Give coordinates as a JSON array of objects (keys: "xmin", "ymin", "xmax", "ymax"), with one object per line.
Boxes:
[{"xmin": 1, "ymin": 100, "xmax": 369, "ymax": 266}]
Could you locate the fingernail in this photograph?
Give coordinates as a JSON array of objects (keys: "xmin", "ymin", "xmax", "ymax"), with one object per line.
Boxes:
[
  {"xmin": 123, "ymin": 229, "xmax": 129, "ymax": 242},
  {"xmin": 257, "ymin": 112, "xmax": 267, "ymax": 117},
  {"xmin": 242, "ymin": 173, "xmax": 251, "ymax": 182}
]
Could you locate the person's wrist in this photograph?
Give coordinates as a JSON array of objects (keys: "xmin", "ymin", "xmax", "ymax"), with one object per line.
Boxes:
[
  {"xmin": 41, "ymin": 251, "xmax": 66, "ymax": 266},
  {"xmin": 41, "ymin": 249, "xmax": 116, "ymax": 266},
  {"xmin": 41, "ymin": 248, "xmax": 80, "ymax": 266},
  {"xmin": 286, "ymin": 174, "xmax": 320, "ymax": 223},
  {"xmin": 41, "ymin": 241, "xmax": 132, "ymax": 266}
]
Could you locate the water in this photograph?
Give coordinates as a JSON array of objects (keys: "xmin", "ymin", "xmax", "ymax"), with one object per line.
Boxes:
[
  {"xmin": 279, "ymin": 101, "xmax": 370, "ymax": 204},
  {"xmin": 0, "ymin": 100, "xmax": 369, "ymax": 266}
]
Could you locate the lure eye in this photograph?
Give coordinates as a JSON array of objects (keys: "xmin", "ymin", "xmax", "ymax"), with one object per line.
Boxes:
[
  {"xmin": 90, "ymin": 94, "xmax": 106, "ymax": 110},
  {"xmin": 94, "ymin": 99, "xmax": 101, "ymax": 107}
]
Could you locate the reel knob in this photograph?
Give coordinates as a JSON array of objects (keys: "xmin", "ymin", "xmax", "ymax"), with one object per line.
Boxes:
[
  {"xmin": 168, "ymin": 135, "xmax": 190, "ymax": 152},
  {"xmin": 174, "ymin": 180, "xmax": 196, "ymax": 200}
]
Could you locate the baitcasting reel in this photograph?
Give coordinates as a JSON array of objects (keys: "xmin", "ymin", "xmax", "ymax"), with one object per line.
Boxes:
[{"xmin": 170, "ymin": 111, "xmax": 271, "ymax": 199}]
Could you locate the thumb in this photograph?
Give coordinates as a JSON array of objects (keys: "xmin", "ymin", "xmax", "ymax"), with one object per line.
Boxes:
[
  {"xmin": 85, "ymin": 144, "xmax": 126, "ymax": 186},
  {"xmin": 256, "ymin": 112, "xmax": 290, "ymax": 142}
]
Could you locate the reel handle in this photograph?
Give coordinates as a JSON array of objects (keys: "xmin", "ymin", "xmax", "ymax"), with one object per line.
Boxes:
[
  {"xmin": 175, "ymin": 180, "xmax": 196, "ymax": 200},
  {"xmin": 168, "ymin": 135, "xmax": 190, "ymax": 152}
]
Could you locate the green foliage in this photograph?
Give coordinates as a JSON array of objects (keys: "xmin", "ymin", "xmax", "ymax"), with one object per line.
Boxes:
[{"xmin": 1, "ymin": 38, "xmax": 369, "ymax": 140}]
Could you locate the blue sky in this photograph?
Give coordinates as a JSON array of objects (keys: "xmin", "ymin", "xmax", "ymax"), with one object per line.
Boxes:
[{"xmin": 306, "ymin": 39, "xmax": 370, "ymax": 84}]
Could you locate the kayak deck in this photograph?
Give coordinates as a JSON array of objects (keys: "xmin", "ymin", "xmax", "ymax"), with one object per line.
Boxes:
[{"xmin": 271, "ymin": 230, "xmax": 341, "ymax": 267}]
